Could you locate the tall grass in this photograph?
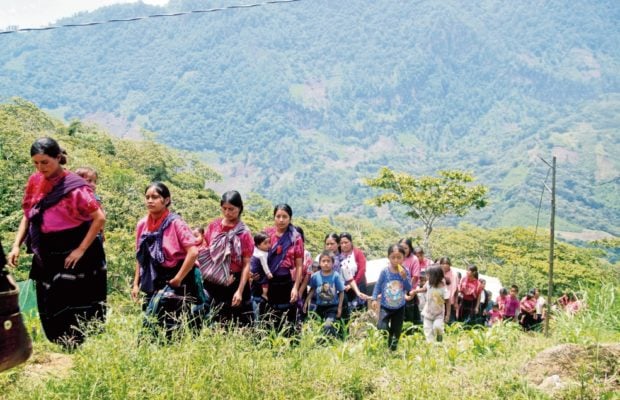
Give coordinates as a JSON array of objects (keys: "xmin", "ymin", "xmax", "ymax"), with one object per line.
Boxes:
[
  {"xmin": 1, "ymin": 284, "xmax": 618, "ymax": 399},
  {"xmin": 552, "ymin": 283, "xmax": 620, "ymax": 344}
]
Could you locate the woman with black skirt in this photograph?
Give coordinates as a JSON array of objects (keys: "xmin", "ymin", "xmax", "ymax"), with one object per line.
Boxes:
[{"xmin": 8, "ymin": 137, "xmax": 106, "ymax": 347}]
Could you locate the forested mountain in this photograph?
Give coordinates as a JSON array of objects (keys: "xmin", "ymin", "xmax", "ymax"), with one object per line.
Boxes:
[
  {"xmin": 1, "ymin": 102, "xmax": 617, "ymax": 295},
  {"xmin": 0, "ymin": 0, "xmax": 618, "ymax": 236}
]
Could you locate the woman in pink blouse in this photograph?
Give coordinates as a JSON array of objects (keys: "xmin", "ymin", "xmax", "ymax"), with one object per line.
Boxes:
[
  {"xmin": 201, "ymin": 191, "xmax": 254, "ymax": 326},
  {"xmin": 458, "ymin": 265, "xmax": 483, "ymax": 324},
  {"xmin": 399, "ymin": 238, "xmax": 421, "ymax": 324},
  {"xmin": 8, "ymin": 137, "xmax": 106, "ymax": 347},
  {"xmin": 132, "ymin": 182, "xmax": 201, "ymax": 332},
  {"xmin": 262, "ymin": 204, "xmax": 304, "ymax": 330}
]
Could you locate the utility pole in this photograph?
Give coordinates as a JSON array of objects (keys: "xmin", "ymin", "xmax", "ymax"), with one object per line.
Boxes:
[{"xmin": 539, "ymin": 156, "xmax": 556, "ymax": 337}]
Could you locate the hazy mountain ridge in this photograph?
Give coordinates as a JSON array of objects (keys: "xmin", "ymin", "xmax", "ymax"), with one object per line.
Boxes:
[{"xmin": 0, "ymin": 0, "xmax": 618, "ymax": 235}]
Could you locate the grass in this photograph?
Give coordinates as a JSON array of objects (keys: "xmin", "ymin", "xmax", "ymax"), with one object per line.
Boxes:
[{"xmin": 1, "ymin": 284, "xmax": 618, "ymax": 399}]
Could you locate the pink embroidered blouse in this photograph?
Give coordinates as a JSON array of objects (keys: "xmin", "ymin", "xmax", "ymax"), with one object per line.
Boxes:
[
  {"xmin": 136, "ymin": 216, "xmax": 197, "ymax": 268},
  {"xmin": 22, "ymin": 171, "xmax": 100, "ymax": 233}
]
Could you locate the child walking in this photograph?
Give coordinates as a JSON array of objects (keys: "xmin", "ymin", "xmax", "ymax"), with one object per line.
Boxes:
[
  {"xmin": 488, "ymin": 303, "xmax": 502, "ymax": 326},
  {"xmin": 303, "ymin": 251, "xmax": 345, "ymax": 337},
  {"xmin": 418, "ymin": 266, "xmax": 450, "ymax": 342},
  {"xmin": 503, "ymin": 285, "xmax": 520, "ymax": 321},
  {"xmin": 371, "ymin": 244, "xmax": 411, "ymax": 351}
]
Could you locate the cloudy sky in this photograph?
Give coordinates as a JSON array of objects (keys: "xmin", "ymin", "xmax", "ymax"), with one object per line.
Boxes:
[{"xmin": 1, "ymin": 0, "xmax": 170, "ymax": 29}]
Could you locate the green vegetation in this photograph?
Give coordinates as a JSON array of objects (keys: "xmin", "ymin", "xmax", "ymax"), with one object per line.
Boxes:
[
  {"xmin": 0, "ymin": 102, "xmax": 618, "ymax": 399},
  {"xmin": 2, "ymin": 99, "xmax": 617, "ymax": 297},
  {"xmin": 364, "ymin": 167, "xmax": 487, "ymax": 251},
  {"xmin": 0, "ymin": 285, "xmax": 617, "ymax": 399},
  {"xmin": 0, "ymin": 0, "xmax": 618, "ymax": 236}
]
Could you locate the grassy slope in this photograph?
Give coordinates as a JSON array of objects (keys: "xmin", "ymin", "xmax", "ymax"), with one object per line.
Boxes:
[{"xmin": 1, "ymin": 284, "xmax": 618, "ymax": 400}]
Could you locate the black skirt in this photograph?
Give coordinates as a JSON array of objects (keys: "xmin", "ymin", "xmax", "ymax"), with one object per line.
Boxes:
[
  {"xmin": 32, "ymin": 223, "xmax": 107, "ymax": 346},
  {"xmin": 203, "ymin": 271, "xmax": 252, "ymax": 326}
]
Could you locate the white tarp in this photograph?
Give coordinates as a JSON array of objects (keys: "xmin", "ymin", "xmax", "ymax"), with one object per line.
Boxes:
[{"xmin": 365, "ymin": 258, "xmax": 503, "ymax": 300}]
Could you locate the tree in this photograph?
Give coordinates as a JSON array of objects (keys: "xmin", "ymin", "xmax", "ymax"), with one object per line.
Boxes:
[{"xmin": 364, "ymin": 167, "xmax": 488, "ymax": 253}]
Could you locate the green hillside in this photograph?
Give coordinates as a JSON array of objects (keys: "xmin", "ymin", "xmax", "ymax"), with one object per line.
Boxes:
[
  {"xmin": 1, "ymin": 101, "xmax": 617, "ymax": 297},
  {"xmin": 0, "ymin": 105, "xmax": 618, "ymax": 400},
  {"xmin": 0, "ymin": 0, "xmax": 618, "ymax": 237}
]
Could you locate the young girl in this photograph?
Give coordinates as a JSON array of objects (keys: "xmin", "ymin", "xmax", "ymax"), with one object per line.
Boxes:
[
  {"xmin": 488, "ymin": 303, "xmax": 502, "ymax": 326},
  {"xmin": 371, "ymin": 244, "xmax": 411, "ymax": 351},
  {"xmin": 303, "ymin": 251, "xmax": 345, "ymax": 337},
  {"xmin": 496, "ymin": 287, "xmax": 508, "ymax": 315},
  {"xmin": 503, "ymin": 285, "xmax": 520, "ymax": 321},
  {"xmin": 418, "ymin": 266, "xmax": 450, "ymax": 342},
  {"xmin": 519, "ymin": 289, "xmax": 537, "ymax": 330}
]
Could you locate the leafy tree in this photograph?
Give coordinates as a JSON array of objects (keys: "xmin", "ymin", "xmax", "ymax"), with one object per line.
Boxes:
[{"xmin": 364, "ymin": 167, "xmax": 488, "ymax": 253}]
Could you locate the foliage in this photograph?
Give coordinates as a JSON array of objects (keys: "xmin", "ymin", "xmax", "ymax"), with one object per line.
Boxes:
[
  {"xmin": 0, "ymin": 294, "xmax": 553, "ymax": 399},
  {"xmin": 0, "ymin": 1, "xmax": 618, "ymax": 235},
  {"xmin": 553, "ymin": 283, "xmax": 620, "ymax": 345},
  {"xmin": 0, "ymin": 100, "xmax": 384, "ymax": 289},
  {"xmin": 2, "ymin": 100, "xmax": 614, "ymax": 300},
  {"xmin": 1, "ymin": 284, "xmax": 618, "ymax": 399},
  {"xmin": 0, "ymin": 101, "xmax": 618, "ymax": 400},
  {"xmin": 364, "ymin": 167, "xmax": 488, "ymax": 251},
  {"xmin": 430, "ymin": 225, "xmax": 618, "ymax": 296}
]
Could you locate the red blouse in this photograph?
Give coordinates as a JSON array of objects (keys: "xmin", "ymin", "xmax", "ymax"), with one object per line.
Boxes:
[
  {"xmin": 204, "ymin": 218, "xmax": 253, "ymax": 273},
  {"xmin": 22, "ymin": 171, "xmax": 100, "ymax": 233}
]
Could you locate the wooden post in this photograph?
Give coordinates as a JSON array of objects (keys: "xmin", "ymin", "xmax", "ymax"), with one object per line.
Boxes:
[{"xmin": 544, "ymin": 156, "xmax": 556, "ymax": 337}]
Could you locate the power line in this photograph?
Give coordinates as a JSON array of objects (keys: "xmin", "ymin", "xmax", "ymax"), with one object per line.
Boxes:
[
  {"xmin": 534, "ymin": 166, "xmax": 552, "ymax": 239},
  {"xmin": 0, "ymin": 0, "xmax": 302, "ymax": 35}
]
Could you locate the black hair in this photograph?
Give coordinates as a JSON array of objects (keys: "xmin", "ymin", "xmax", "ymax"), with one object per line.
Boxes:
[
  {"xmin": 318, "ymin": 250, "xmax": 334, "ymax": 264},
  {"xmin": 295, "ymin": 226, "xmax": 305, "ymax": 243},
  {"xmin": 324, "ymin": 232, "xmax": 340, "ymax": 244},
  {"xmin": 145, "ymin": 182, "xmax": 171, "ymax": 207},
  {"xmin": 387, "ymin": 244, "xmax": 406, "ymax": 257},
  {"xmin": 438, "ymin": 257, "xmax": 451, "ymax": 266},
  {"xmin": 511, "ymin": 284, "xmax": 519, "ymax": 292},
  {"xmin": 30, "ymin": 137, "xmax": 67, "ymax": 165},
  {"xmin": 253, "ymin": 231, "xmax": 270, "ymax": 247},
  {"xmin": 413, "ymin": 246, "xmax": 424, "ymax": 255},
  {"xmin": 427, "ymin": 266, "xmax": 445, "ymax": 288},
  {"xmin": 467, "ymin": 265, "xmax": 479, "ymax": 279},
  {"xmin": 221, "ymin": 190, "xmax": 244, "ymax": 215},
  {"xmin": 273, "ymin": 203, "xmax": 293, "ymax": 218},
  {"xmin": 339, "ymin": 232, "xmax": 353, "ymax": 243},
  {"xmin": 500, "ymin": 287, "xmax": 508, "ymax": 296},
  {"xmin": 398, "ymin": 238, "xmax": 414, "ymax": 256},
  {"xmin": 193, "ymin": 226, "xmax": 204, "ymax": 235}
]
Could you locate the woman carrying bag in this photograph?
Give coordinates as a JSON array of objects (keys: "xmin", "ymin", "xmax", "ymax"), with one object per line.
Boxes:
[
  {"xmin": 199, "ymin": 191, "xmax": 254, "ymax": 326},
  {"xmin": 132, "ymin": 182, "xmax": 203, "ymax": 337},
  {"xmin": 8, "ymin": 137, "xmax": 106, "ymax": 348}
]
